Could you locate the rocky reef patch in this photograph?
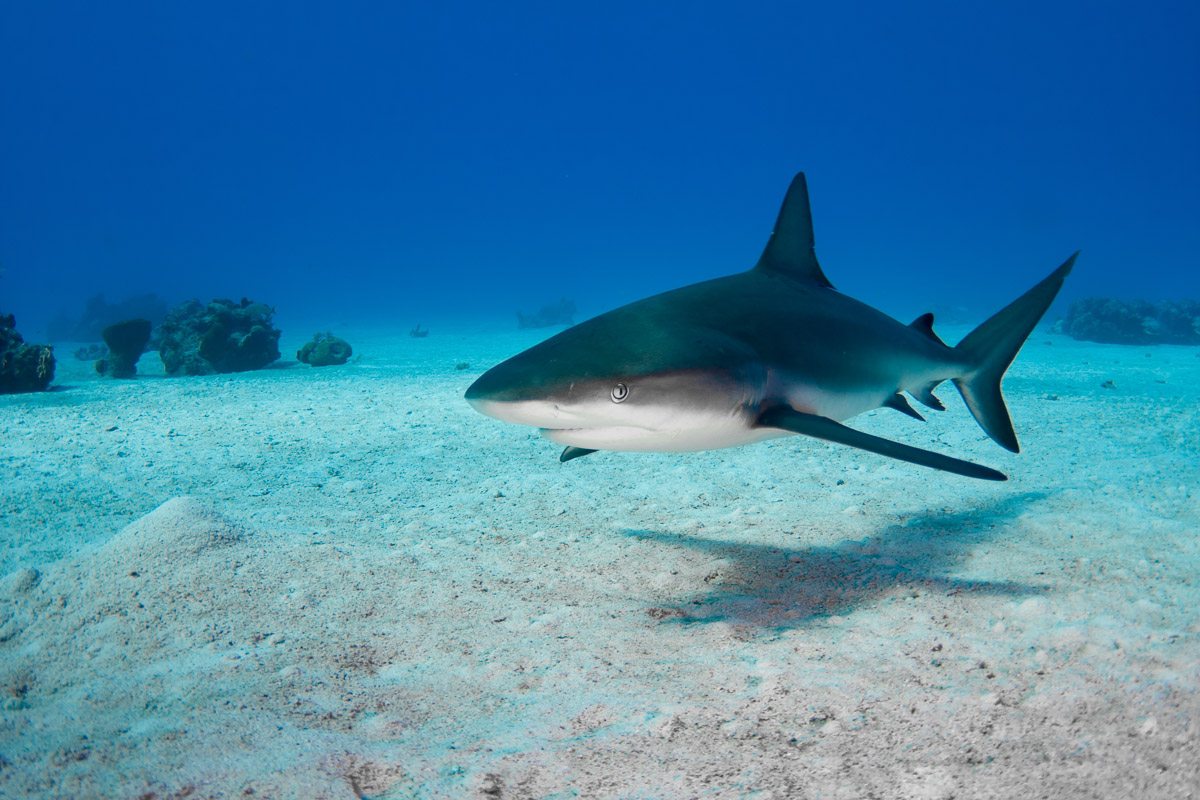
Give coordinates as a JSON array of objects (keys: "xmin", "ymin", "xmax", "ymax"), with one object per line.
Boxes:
[
  {"xmin": 0, "ymin": 313, "xmax": 55, "ymax": 394},
  {"xmin": 297, "ymin": 332, "xmax": 353, "ymax": 367},
  {"xmin": 1058, "ymin": 297, "xmax": 1200, "ymax": 345},
  {"xmin": 158, "ymin": 298, "xmax": 281, "ymax": 376},
  {"xmin": 95, "ymin": 319, "xmax": 152, "ymax": 379}
]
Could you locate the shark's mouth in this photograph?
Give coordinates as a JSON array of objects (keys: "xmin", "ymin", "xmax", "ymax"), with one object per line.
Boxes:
[
  {"xmin": 540, "ymin": 421, "xmax": 785, "ymax": 453},
  {"xmin": 540, "ymin": 425, "xmax": 655, "ymax": 445},
  {"xmin": 540, "ymin": 424, "xmax": 651, "ymax": 438}
]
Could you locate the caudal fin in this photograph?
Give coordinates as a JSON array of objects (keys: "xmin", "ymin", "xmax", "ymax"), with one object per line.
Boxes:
[{"xmin": 953, "ymin": 252, "xmax": 1078, "ymax": 452}]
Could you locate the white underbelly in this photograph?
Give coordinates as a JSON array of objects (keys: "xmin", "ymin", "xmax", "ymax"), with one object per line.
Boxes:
[
  {"xmin": 783, "ymin": 383, "xmax": 890, "ymax": 422},
  {"xmin": 539, "ymin": 366, "xmax": 946, "ymax": 454}
]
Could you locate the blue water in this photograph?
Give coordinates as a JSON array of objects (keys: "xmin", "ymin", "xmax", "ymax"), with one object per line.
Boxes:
[
  {"xmin": 3, "ymin": 7, "xmax": 1200, "ymax": 795},
  {"xmin": 1, "ymin": 2, "xmax": 1198, "ymax": 334}
]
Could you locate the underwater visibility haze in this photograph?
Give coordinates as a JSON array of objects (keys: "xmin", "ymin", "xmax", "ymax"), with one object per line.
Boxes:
[{"xmin": 1, "ymin": 2, "xmax": 1199, "ymax": 798}]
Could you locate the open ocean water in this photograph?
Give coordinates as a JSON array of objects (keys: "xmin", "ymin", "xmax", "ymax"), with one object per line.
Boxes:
[{"xmin": 2, "ymin": 3, "xmax": 1198, "ymax": 798}]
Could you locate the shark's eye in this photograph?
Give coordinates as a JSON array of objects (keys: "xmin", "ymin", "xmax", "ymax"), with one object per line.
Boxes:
[{"xmin": 611, "ymin": 382, "xmax": 629, "ymax": 403}]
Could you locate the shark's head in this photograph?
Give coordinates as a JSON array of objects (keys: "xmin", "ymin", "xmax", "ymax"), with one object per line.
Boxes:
[{"xmin": 465, "ymin": 307, "xmax": 769, "ymax": 452}]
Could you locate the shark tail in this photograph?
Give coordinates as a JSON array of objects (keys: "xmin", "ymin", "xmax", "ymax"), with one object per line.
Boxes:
[{"xmin": 952, "ymin": 252, "xmax": 1078, "ymax": 452}]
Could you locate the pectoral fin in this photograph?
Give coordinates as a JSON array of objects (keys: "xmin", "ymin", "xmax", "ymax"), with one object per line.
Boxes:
[
  {"xmin": 560, "ymin": 446, "xmax": 598, "ymax": 462},
  {"xmin": 757, "ymin": 406, "xmax": 1006, "ymax": 481}
]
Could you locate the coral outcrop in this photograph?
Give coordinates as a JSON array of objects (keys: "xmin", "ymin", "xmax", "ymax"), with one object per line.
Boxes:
[
  {"xmin": 95, "ymin": 318, "xmax": 153, "ymax": 378},
  {"xmin": 517, "ymin": 298, "xmax": 576, "ymax": 329},
  {"xmin": 297, "ymin": 333, "xmax": 353, "ymax": 367},
  {"xmin": 158, "ymin": 298, "xmax": 282, "ymax": 376},
  {"xmin": 1058, "ymin": 298, "xmax": 1200, "ymax": 345},
  {"xmin": 0, "ymin": 313, "xmax": 55, "ymax": 393}
]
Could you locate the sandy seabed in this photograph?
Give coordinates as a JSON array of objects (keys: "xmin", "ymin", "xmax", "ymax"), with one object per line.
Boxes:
[{"xmin": 1, "ymin": 323, "xmax": 1197, "ymax": 799}]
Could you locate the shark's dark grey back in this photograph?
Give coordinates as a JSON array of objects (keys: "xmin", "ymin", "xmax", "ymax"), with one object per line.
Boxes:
[{"xmin": 754, "ymin": 172, "xmax": 835, "ymax": 289}]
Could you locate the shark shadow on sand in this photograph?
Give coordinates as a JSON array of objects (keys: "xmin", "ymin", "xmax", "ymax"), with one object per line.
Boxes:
[{"xmin": 621, "ymin": 492, "xmax": 1048, "ymax": 628}]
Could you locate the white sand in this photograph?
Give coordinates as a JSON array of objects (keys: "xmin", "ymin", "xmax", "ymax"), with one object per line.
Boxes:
[{"xmin": 1, "ymin": 326, "xmax": 1197, "ymax": 798}]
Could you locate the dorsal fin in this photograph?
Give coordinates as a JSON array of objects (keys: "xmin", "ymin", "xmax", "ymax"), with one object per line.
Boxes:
[
  {"xmin": 754, "ymin": 172, "xmax": 834, "ymax": 288},
  {"xmin": 909, "ymin": 312, "xmax": 947, "ymax": 346}
]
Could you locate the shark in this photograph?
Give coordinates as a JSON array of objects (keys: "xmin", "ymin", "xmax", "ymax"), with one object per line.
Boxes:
[{"xmin": 465, "ymin": 173, "xmax": 1076, "ymax": 481}]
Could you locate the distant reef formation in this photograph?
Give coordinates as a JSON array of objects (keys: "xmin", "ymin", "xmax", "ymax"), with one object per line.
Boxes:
[
  {"xmin": 1058, "ymin": 297, "xmax": 1200, "ymax": 345},
  {"xmin": 47, "ymin": 293, "xmax": 168, "ymax": 342},
  {"xmin": 297, "ymin": 333, "xmax": 353, "ymax": 367},
  {"xmin": 95, "ymin": 318, "xmax": 153, "ymax": 378},
  {"xmin": 73, "ymin": 344, "xmax": 108, "ymax": 361},
  {"xmin": 1, "ymin": 313, "xmax": 55, "ymax": 393},
  {"xmin": 158, "ymin": 298, "xmax": 281, "ymax": 376},
  {"xmin": 518, "ymin": 298, "xmax": 576, "ymax": 329}
]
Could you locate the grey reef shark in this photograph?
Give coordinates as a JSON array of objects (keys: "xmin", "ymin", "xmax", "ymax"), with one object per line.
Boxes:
[{"xmin": 466, "ymin": 173, "xmax": 1076, "ymax": 481}]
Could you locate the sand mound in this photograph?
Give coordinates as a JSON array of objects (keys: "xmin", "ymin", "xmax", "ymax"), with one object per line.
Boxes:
[
  {"xmin": 0, "ymin": 499, "xmax": 404, "ymax": 798},
  {"xmin": 102, "ymin": 496, "xmax": 246, "ymax": 561}
]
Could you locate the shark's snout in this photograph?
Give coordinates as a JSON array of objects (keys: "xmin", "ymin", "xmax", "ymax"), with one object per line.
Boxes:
[
  {"xmin": 464, "ymin": 365, "xmax": 504, "ymax": 405},
  {"xmin": 464, "ymin": 370, "xmax": 513, "ymax": 421},
  {"xmin": 465, "ymin": 360, "xmax": 531, "ymax": 408},
  {"xmin": 466, "ymin": 362, "xmax": 576, "ymax": 427}
]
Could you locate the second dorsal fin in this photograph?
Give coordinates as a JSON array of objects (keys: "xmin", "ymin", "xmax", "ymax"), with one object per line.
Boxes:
[
  {"xmin": 754, "ymin": 172, "xmax": 834, "ymax": 288},
  {"xmin": 909, "ymin": 312, "xmax": 947, "ymax": 346}
]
